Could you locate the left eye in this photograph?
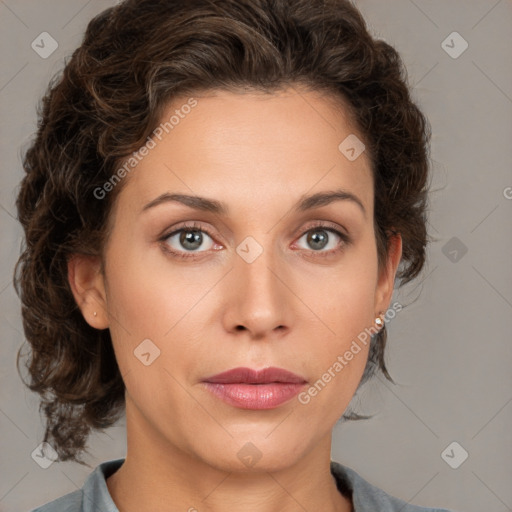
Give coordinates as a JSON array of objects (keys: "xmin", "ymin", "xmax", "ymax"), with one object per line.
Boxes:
[{"xmin": 295, "ymin": 227, "xmax": 345, "ymax": 252}]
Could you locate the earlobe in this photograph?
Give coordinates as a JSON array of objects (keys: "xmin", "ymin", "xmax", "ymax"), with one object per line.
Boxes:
[
  {"xmin": 67, "ymin": 254, "xmax": 109, "ymax": 329},
  {"xmin": 374, "ymin": 233, "xmax": 403, "ymax": 314}
]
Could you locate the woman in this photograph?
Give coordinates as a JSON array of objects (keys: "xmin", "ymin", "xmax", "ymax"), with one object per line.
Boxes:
[{"xmin": 15, "ymin": 0, "xmax": 451, "ymax": 510}]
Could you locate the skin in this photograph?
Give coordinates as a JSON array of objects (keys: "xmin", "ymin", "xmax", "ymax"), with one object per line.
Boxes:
[{"xmin": 69, "ymin": 86, "xmax": 402, "ymax": 512}]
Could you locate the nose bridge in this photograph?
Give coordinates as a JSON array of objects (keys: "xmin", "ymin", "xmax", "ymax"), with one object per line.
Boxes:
[
  {"xmin": 226, "ymin": 232, "xmax": 291, "ymax": 335},
  {"xmin": 239, "ymin": 238, "xmax": 278, "ymax": 293}
]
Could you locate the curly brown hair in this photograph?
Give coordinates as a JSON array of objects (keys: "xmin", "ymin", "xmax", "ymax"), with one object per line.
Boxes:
[{"xmin": 14, "ymin": 0, "xmax": 431, "ymax": 465}]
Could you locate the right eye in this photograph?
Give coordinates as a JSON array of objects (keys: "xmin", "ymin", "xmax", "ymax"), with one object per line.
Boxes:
[{"xmin": 159, "ymin": 222, "xmax": 222, "ymax": 260}]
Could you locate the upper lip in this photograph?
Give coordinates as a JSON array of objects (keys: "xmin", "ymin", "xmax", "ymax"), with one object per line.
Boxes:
[{"xmin": 202, "ymin": 366, "xmax": 307, "ymax": 384}]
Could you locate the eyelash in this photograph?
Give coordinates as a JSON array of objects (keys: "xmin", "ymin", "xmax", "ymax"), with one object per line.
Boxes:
[{"xmin": 158, "ymin": 220, "xmax": 351, "ymax": 260}]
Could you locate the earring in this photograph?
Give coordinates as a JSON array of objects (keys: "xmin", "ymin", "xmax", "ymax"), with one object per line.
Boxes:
[
  {"xmin": 375, "ymin": 312, "xmax": 384, "ymax": 328},
  {"xmin": 93, "ymin": 311, "xmax": 97, "ymax": 317}
]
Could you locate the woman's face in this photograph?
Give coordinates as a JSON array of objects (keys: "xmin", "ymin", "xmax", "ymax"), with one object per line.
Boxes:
[{"xmin": 81, "ymin": 87, "xmax": 400, "ymax": 472}]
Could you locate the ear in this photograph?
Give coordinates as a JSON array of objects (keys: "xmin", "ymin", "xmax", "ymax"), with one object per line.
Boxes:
[
  {"xmin": 67, "ymin": 254, "xmax": 109, "ymax": 329},
  {"xmin": 374, "ymin": 233, "xmax": 402, "ymax": 315}
]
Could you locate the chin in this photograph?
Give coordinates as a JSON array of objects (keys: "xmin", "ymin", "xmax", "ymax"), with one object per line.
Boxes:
[{"xmin": 192, "ymin": 430, "xmax": 313, "ymax": 474}]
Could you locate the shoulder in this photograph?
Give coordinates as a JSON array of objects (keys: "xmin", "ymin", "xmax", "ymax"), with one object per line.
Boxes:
[
  {"xmin": 28, "ymin": 458, "xmax": 125, "ymax": 512},
  {"xmin": 28, "ymin": 490, "xmax": 83, "ymax": 512},
  {"xmin": 330, "ymin": 460, "xmax": 453, "ymax": 512}
]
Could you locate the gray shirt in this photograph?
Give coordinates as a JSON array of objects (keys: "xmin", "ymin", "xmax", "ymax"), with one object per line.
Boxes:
[{"xmin": 29, "ymin": 458, "xmax": 452, "ymax": 511}]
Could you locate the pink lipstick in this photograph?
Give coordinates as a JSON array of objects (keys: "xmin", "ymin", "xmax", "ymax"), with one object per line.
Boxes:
[{"xmin": 202, "ymin": 367, "xmax": 307, "ymax": 410}]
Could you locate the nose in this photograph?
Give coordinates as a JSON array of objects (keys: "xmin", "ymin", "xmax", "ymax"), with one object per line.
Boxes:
[{"xmin": 221, "ymin": 239, "xmax": 293, "ymax": 340}]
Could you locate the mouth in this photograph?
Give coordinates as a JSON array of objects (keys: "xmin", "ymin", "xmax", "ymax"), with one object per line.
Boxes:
[{"xmin": 201, "ymin": 366, "xmax": 308, "ymax": 410}]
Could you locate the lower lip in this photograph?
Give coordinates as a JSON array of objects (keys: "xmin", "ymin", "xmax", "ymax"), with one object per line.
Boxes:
[{"xmin": 202, "ymin": 382, "xmax": 306, "ymax": 410}]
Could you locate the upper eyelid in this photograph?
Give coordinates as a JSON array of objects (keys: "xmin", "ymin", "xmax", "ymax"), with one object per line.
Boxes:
[{"xmin": 162, "ymin": 220, "xmax": 346, "ymax": 235}]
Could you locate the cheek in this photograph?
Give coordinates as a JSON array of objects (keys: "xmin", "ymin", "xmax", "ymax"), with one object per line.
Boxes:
[
  {"xmin": 101, "ymin": 241, "xmax": 168, "ymax": 375},
  {"xmin": 305, "ymin": 241, "xmax": 378, "ymax": 339},
  {"xmin": 103, "ymin": 242, "xmax": 219, "ymax": 385},
  {"xmin": 296, "ymin": 284, "xmax": 374, "ymax": 420},
  {"xmin": 104, "ymin": 242, "xmax": 184, "ymax": 335},
  {"xmin": 304, "ymin": 283, "xmax": 374, "ymax": 388},
  {"xmin": 294, "ymin": 242, "xmax": 378, "ymax": 410}
]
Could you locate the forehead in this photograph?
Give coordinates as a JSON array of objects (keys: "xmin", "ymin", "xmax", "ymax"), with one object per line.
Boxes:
[{"xmin": 115, "ymin": 87, "xmax": 373, "ymax": 218}]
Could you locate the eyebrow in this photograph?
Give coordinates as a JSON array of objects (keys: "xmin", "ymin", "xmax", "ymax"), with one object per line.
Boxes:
[{"xmin": 142, "ymin": 188, "xmax": 366, "ymax": 218}]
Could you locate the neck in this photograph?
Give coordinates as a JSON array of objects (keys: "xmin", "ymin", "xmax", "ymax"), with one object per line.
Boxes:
[{"xmin": 107, "ymin": 399, "xmax": 352, "ymax": 512}]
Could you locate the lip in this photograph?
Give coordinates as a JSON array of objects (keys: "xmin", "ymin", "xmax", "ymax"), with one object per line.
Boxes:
[{"xmin": 202, "ymin": 367, "xmax": 308, "ymax": 410}]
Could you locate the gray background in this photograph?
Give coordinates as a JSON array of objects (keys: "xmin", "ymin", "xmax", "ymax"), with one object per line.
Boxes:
[{"xmin": 1, "ymin": 1, "xmax": 511, "ymax": 511}]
